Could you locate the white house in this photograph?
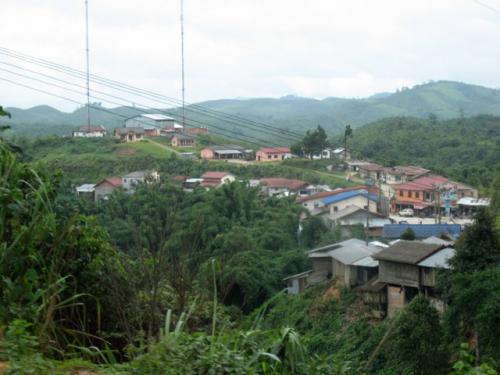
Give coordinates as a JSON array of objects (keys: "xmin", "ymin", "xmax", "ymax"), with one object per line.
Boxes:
[
  {"xmin": 72, "ymin": 125, "xmax": 107, "ymax": 138},
  {"xmin": 125, "ymin": 114, "xmax": 176, "ymax": 129},
  {"xmin": 322, "ymin": 189, "xmax": 378, "ymax": 214},
  {"xmin": 122, "ymin": 170, "xmax": 160, "ymax": 192}
]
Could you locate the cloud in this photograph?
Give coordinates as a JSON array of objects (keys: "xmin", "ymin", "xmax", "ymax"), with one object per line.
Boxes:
[{"xmin": 1, "ymin": 0, "xmax": 500, "ymax": 110}]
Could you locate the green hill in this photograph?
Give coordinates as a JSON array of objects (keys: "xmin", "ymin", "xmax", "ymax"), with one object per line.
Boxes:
[
  {"xmin": 4, "ymin": 81, "xmax": 500, "ymax": 139},
  {"xmin": 340, "ymin": 115, "xmax": 500, "ymax": 189}
]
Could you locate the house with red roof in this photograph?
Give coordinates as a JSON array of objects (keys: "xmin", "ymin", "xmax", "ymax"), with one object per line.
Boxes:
[
  {"xmin": 200, "ymin": 171, "xmax": 235, "ymax": 188},
  {"xmin": 94, "ymin": 176, "xmax": 123, "ymax": 202},
  {"xmin": 256, "ymin": 147, "xmax": 291, "ymax": 162},
  {"xmin": 393, "ymin": 175, "xmax": 478, "ymax": 215}
]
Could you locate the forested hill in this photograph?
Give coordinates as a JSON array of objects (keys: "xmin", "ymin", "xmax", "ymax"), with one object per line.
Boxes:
[
  {"xmin": 4, "ymin": 80, "xmax": 500, "ymax": 137},
  {"xmin": 343, "ymin": 115, "xmax": 500, "ymax": 189}
]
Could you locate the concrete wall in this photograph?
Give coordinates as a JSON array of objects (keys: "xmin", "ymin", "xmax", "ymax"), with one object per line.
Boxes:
[
  {"xmin": 328, "ymin": 196, "xmax": 377, "ymax": 214},
  {"xmin": 387, "ymin": 285, "xmax": 405, "ymax": 318},
  {"xmin": 94, "ymin": 182, "xmax": 117, "ymax": 202},
  {"xmin": 200, "ymin": 148, "xmax": 215, "ymax": 159}
]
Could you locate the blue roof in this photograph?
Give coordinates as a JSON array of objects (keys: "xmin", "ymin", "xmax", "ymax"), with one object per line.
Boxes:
[
  {"xmin": 383, "ymin": 224, "xmax": 462, "ymax": 239},
  {"xmin": 322, "ymin": 190, "xmax": 378, "ymax": 206}
]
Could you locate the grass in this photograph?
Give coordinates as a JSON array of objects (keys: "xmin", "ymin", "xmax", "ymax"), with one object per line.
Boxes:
[{"xmin": 119, "ymin": 141, "xmax": 171, "ymax": 159}]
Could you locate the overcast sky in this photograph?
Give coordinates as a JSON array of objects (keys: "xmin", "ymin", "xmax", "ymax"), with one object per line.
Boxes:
[{"xmin": 1, "ymin": 0, "xmax": 500, "ymax": 111}]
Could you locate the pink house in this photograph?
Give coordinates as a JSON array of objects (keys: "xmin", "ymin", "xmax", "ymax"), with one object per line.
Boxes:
[{"xmin": 256, "ymin": 147, "xmax": 291, "ymax": 162}]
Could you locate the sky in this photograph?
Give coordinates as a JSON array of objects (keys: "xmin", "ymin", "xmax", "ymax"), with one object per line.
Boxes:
[{"xmin": 1, "ymin": 0, "xmax": 500, "ymax": 111}]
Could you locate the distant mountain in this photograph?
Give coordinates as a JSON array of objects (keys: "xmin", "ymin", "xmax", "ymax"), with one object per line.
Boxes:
[{"xmin": 3, "ymin": 81, "xmax": 500, "ymax": 138}]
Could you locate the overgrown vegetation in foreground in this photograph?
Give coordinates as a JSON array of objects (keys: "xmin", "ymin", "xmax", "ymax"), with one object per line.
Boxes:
[{"xmin": 1, "ymin": 134, "xmax": 500, "ymax": 373}]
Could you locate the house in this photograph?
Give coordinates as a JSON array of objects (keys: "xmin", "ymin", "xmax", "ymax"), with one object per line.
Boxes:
[
  {"xmin": 284, "ymin": 270, "xmax": 312, "ymax": 295},
  {"xmin": 297, "ymin": 186, "xmax": 377, "ymax": 215},
  {"xmin": 76, "ymin": 184, "xmax": 95, "ymax": 199},
  {"xmin": 456, "ymin": 197, "xmax": 490, "ymax": 216},
  {"xmin": 114, "ymin": 127, "xmax": 145, "ymax": 143},
  {"xmin": 383, "ymin": 223, "xmax": 461, "ymax": 240},
  {"xmin": 125, "ymin": 114, "xmax": 175, "ymax": 129},
  {"xmin": 322, "ymin": 205, "xmax": 392, "ymax": 236},
  {"xmin": 393, "ymin": 175, "xmax": 478, "ymax": 215},
  {"xmin": 200, "ymin": 145, "xmax": 246, "ymax": 160},
  {"xmin": 358, "ymin": 163, "xmax": 384, "ymax": 180},
  {"xmin": 255, "ymin": 147, "xmax": 292, "ymax": 162},
  {"xmin": 122, "ymin": 170, "xmax": 159, "ymax": 192},
  {"xmin": 373, "ymin": 241, "xmax": 452, "ymax": 317},
  {"xmin": 183, "ymin": 178, "xmax": 204, "ymax": 191},
  {"xmin": 307, "ymin": 239, "xmax": 384, "ymax": 288},
  {"xmin": 322, "ymin": 189, "xmax": 378, "ymax": 214},
  {"xmin": 382, "ymin": 166, "xmax": 430, "ymax": 184},
  {"xmin": 343, "ymin": 160, "xmax": 371, "ymax": 172},
  {"xmin": 259, "ymin": 178, "xmax": 308, "ymax": 197},
  {"xmin": 171, "ymin": 134, "xmax": 196, "ymax": 147},
  {"xmin": 200, "ymin": 172, "xmax": 235, "ymax": 188},
  {"xmin": 72, "ymin": 125, "xmax": 107, "ymax": 138},
  {"xmin": 312, "ymin": 148, "xmax": 350, "ymax": 160},
  {"xmin": 94, "ymin": 177, "xmax": 123, "ymax": 201}
]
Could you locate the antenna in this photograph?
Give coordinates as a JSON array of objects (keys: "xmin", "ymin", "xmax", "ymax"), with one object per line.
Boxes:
[
  {"xmin": 180, "ymin": 0, "xmax": 185, "ymax": 127},
  {"xmin": 85, "ymin": 0, "xmax": 91, "ymax": 130}
]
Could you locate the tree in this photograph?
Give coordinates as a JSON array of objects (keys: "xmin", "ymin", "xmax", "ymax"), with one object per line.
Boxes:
[
  {"xmin": 400, "ymin": 227, "xmax": 416, "ymax": 240},
  {"xmin": 490, "ymin": 167, "xmax": 500, "ymax": 220},
  {"xmin": 292, "ymin": 125, "xmax": 329, "ymax": 159},
  {"xmin": 385, "ymin": 295, "xmax": 448, "ymax": 375},
  {"xmin": 449, "ymin": 208, "xmax": 500, "ymax": 273},
  {"xmin": 344, "ymin": 124, "xmax": 353, "ymax": 160}
]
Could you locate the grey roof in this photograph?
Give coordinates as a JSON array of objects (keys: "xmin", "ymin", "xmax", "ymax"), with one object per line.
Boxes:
[
  {"xmin": 206, "ymin": 144, "xmax": 245, "ymax": 152},
  {"xmin": 141, "ymin": 114, "xmax": 174, "ymax": 121},
  {"xmin": 373, "ymin": 241, "xmax": 445, "ymax": 265},
  {"xmin": 418, "ymin": 247, "xmax": 455, "ymax": 269},
  {"xmin": 215, "ymin": 149, "xmax": 243, "ymax": 155},
  {"xmin": 457, "ymin": 197, "xmax": 490, "ymax": 207},
  {"xmin": 283, "ymin": 270, "xmax": 313, "ymax": 281},
  {"xmin": 115, "ymin": 127, "xmax": 145, "ymax": 135},
  {"xmin": 351, "ymin": 256, "xmax": 379, "ymax": 267},
  {"xmin": 76, "ymin": 184, "xmax": 95, "ymax": 192},
  {"xmin": 124, "ymin": 170, "xmax": 153, "ymax": 179},
  {"xmin": 422, "ymin": 236, "xmax": 454, "ymax": 246},
  {"xmin": 329, "ymin": 205, "xmax": 387, "ymax": 221},
  {"xmin": 173, "ymin": 133, "xmax": 196, "ymax": 140},
  {"xmin": 308, "ymin": 238, "xmax": 383, "ymax": 266}
]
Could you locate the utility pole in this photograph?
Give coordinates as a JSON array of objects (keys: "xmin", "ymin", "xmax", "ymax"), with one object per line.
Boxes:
[
  {"xmin": 365, "ymin": 179, "xmax": 373, "ymax": 245},
  {"xmin": 180, "ymin": 0, "xmax": 186, "ymax": 127},
  {"xmin": 85, "ymin": 0, "xmax": 91, "ymax": 131}
]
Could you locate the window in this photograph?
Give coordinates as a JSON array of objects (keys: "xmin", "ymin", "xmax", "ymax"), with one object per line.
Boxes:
[
  {"xmin": 408, "ymin": 191, "xmax": 412, "ymax": 198},
  {"xmin": 268, "ymin": 155, "xmax": 272, "ymax": 159},
  {"xmin": 333, "ymin": 206, "xmax": 338, "ymax": 212},
  {"xmin": 415, "ymin": 191, "xmax": 420, "ymax": 199},
  {"xmin": 274, "ymin": 154, "xmax": 278, "ymax": 159},
  {"xmin": 399, "ymin": 190, "xmax": 404, "ymax": 197}
]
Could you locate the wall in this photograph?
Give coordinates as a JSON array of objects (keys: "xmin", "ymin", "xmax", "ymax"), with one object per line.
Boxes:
[
  {"xmin": 301, "ymin": 198, "xmax": 327, "ymax": 215},
  {"xmin": 387, "ymin": 285, "xmax": 405, "ymax": 318},
  {"xmin": 328, "ymin": 196, "xmax": 377, "ymax": 214},
  {"xmin": 420, "ymin": 267, "xmax": 437, "ymax": 287},
  {"xmin": 256, "ymin": 151, "xmax": 289, "ymax": 162},
  {"xmin": 200, "ymin": 148, "xmax": 215, "ymax": 159},
  {"xmin": 378, "ymin": 261, "xmax": 419, "ymax": 288},
  {"xmin": 311, "ymin": 257, "xmax": 332, "ymax": 275},
  {"xmin": 94, "ymin": 182, "xmax": 117, "ymax": 202}
]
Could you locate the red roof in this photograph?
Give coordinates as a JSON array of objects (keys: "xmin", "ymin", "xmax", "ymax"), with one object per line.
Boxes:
[
  {"xmin": 201, "ymin": 180, "xmax": 221, "ymax": 187},
  {"xmin": 259, "ymin": 147, "xmax": 291, "ymax": 154},
  {"xmin": 297, "ymin": 185, "xmax": 379, "ymax": 203},
  {"xmin": 96, "ymin": 176, "xmax": 122, "ymax": 188},
  {"xmin": 171, "ymin": 175, "xmax": 190, "ymax": 182},
  {"xmin": 75, "ymin": 125, "xmax": 106, "ymax": 133},
  {"xmin": 396, "ymin": 175, "xmax": 449, "ymax": 191},
  {"xmin": 359, "ymin": 163, "xmax": 384, "ymax": 172},
  {"xmin": 201, "ymin": 171, "xmax": 232, "ymax": 179},
  {"xmin": 260, "ymin": 178, "xmax": 308, "ymax": 190}
]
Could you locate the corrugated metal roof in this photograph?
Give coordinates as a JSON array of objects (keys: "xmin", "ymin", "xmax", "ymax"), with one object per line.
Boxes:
[
  {"xmin": 383, "ymin": 224, "xmax": 462, "ymax": 239},
  {"xmin": 422, "ymin": 236, "xmax": 454, "ymax": 246},
  {"xmin": 214, "ymin": 149, "xmax": 243, "ymax": 155},
  {"xmin": 322, "ymin": 190, "xmax": 378, "ymax": 205},
  {"xmin": 351, "ymin": 256, "xmax": 379, "ymax": 267},
  {"xmin": 76, "ymin": 184, "xmax": 95, "ymax": 192},
  {"xmin": 141, "ymin": 114, "xmax": 174, "ymax": 121},
  {"xmin": 373, "ymin": 241, "xmax": 445, "ymax": 265},
  {"xmin": 418, "ymin": 247, "xmax": 455, "ymax": 269},
  {"xmin": 457, "ymin": 197, "xmax": 490, "ymax": 206},
  {"xmin": 308, "ymin": 238, "xmax": 382, "ymax": 265}
]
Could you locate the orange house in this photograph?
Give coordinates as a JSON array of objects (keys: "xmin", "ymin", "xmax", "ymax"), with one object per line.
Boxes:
[{"xmin": 256, "ymin": 147, "xmax": 291, "ymax": 162}]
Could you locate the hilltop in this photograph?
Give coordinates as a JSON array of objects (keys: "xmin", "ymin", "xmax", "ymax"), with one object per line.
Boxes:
[{"xmin": 4, "ymin": 80, "xmax": 500, "ymax": 138}]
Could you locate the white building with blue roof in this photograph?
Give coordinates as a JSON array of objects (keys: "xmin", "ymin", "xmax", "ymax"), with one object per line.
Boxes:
[{"xmin": 322, "ymin": 189, "xmax": 378, "ymax": 214}]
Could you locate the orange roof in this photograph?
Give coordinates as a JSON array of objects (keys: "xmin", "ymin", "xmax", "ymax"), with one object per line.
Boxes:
[
  {"xmin": 96, "ymin": 176, "xmax": 122, "ymax": 188},
  {"xmin": 396, "ymin": 175, "xmax": 449, "ymax": 191},
  {"xmin": 259, "ymin": 147, "xmax": 291, "ymax": 154}
]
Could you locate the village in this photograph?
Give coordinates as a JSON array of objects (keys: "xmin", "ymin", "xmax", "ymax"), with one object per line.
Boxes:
[{"xmin": 71, "ymin": 113, "xmax": 493, "ymax": 322}]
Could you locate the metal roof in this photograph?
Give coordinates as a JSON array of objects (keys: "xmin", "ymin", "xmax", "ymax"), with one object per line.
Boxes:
[
  {"xmin": 308, "ymin": 238, "xmax": 383, "ymax": 266},
  {"xmin": 141, "ymin": 114, "xmax": 174, "ymax": 121},
  {"xmin": 418, "ymin": 247, "xmax": 455, "ymax": 269},
  {"xmin": 322, "ymin": 190, "xmax": 378, "ymax": 206},
  {"xmin": 351, "ymin": 256, "xmax": 379, "ymax": 267},
  {"xmin": 214, "ymin": 149, "xmax": 243, "ymax": 155},
  {"xmin": 76, "ymin": 184, "xmax": 95, "ymax": 192},
  {"xmin": 457, "ymin": 197, "xmax": 490, "ymax": 207},
  {"xmin": 422, "ymin": 236, "xmax": 454, "ymax": 246},
  {"xmin": 373, "ymin": 241, "xmax": 445, "ymax": 265},
  {"xmin": 383, "ymin": 224, "xmax": 461, "ymax": 239}
]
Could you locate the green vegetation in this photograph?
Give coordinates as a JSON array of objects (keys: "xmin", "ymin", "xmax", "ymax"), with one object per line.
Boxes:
[
  {"xmin": 6, "ymin": 81, "xmax": 500, "ymax": 138},
  {"xmin": 339, "ymin": 115, "xmax": 500, "ymax": 189}
]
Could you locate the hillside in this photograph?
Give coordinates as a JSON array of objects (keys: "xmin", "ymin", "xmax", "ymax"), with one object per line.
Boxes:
[
  {"xmin": 4, "ymin": 80, "xmax": 500, "ymax": 139},
  {"xmin": 341, "ymin": 115, "xmax": 500, "ymax": 189}
]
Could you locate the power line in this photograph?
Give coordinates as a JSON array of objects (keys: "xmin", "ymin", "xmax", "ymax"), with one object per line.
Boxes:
[
  {"xmin": 0, "ymin": 46, "xmax": 304, "ymax": 140},
  {"xmin": 180, "ymin": 0, "xmax": 186, "ymax": 127},
  {"xmin": 0, "ymin": 70, "xmax": 286, "ymax": 147},
  {"xmin": 84, "ymin": 0, "xmax": 91, "ymax": 130}
]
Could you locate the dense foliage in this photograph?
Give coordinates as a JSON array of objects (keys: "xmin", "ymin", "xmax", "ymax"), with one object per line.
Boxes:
[{"xmin": 338, "ymin": 115, "xmax": 500, "ymax": 189}]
